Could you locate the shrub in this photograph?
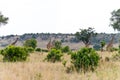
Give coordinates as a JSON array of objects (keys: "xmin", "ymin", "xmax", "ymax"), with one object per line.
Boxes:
[
  {"xmin": 62, "ymin": 46, "xmax": 70, "ymax": 53},
  {"xmin": 35, "ymin": 48, "xmax": 41, "ymax": 52},
  {"xmin": 62, "ymin": 60, "xmax": 67, "ymax": 67},
  {"xmin": 24, "ymin": 38, "xmax": 37, "ymax": 49},
  {"xmin": 110, "ymin": 47, "xmax": 118, "ymax": 52},
  {"xmin": 25, "ymin": 47, "xmax": 34, "ymax": 53},
  {"xmin": 71, "ymin": 47, "xmax": 100, "ymax": 72},
  {"xmin": 0, "ymin": 49, "xmax": 5, "ymax": 55},
  {"xmin": 35, "ymin": 48, "xmax": 48, "ymax": 52},
  {"xmin": 45, "ymin": 49, "xmax": 63, "ymax": 63},
  {"xmin": 68, "ymin": 50, "xmax": 74, "ymax": 55},
  {"xmin": 100, "ymin": 40, "xmax": 106, "ymax": 51},
  {"xmin": 41, "ymin": 49, "xmax": 48, "ymax": 52},
  {"xmin": 66, "ymin": 65, "xmax": 74, "ymax": 73},
  {"xmin": 2, "ymin": 46, "xmax": 29, "ymax": 62},
  {"xmin": 54, "ymin": 41, "xmax": 62, "ymax": 49}
]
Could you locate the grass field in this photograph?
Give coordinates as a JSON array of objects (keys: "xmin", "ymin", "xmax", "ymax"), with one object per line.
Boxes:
[{"xmin": 0, "ymin": 51, "xmax": 120, "ymax": 80}]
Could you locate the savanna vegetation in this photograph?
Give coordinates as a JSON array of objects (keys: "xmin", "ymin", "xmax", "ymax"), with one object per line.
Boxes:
[{"xmin": 0, "ymin": 9, "xmax": 120, "ymax": 80}]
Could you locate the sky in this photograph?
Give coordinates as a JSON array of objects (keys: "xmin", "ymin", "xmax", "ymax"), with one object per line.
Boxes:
[{"xmin": 0, "ymin": 0, "xmax": 120, "ymax": 36}]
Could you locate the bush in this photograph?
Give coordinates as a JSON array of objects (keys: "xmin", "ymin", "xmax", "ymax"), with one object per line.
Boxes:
[
  {"xmin": 35, "ymin": 48, "xmax": 48, "ymax": 52},
  {"xmin": 110, "ymin": 47, "xmax": 118, "ymax": 52},
  {"xmin": 68, "ymin": 50, "xmax": 74, "ymax": 55},
  {"xmin": 25, "ymin": 47, "xmax": 34, "ymax": 53},
  {"xmin": 62, "ymin": 46, "xmax": 70, "ymax": 53},
  {"xmin": 71, "ymin": 47, "xmax": 100, "ymax": 72},
  {"xmin": 2, "ymin": 46, "xmax": 29, "ymax": 62},
  {"xmin": 24, "ymin": 38, "xmax": 37, "ymax": 49},
  {"xmin": 45, "ymin": 49, "xmax": 63, "ymax": 63},
  {"xmin": 41, "ymin": 49, "xmax": 48, "ymax": 52},
  {"xmin": 62, "ymin": 60, "xmax": 67, "ymax": 67},
  {"xmin": 0, "ymin": 49, "xmax": 5, "ymax": 55},
  {"xmin": 54, "ymin": 41, "xmax": 62, "ymax": 49},
  {"xmin": 35, "ymin": 48, "xmax": 41, "ymax": 52}
]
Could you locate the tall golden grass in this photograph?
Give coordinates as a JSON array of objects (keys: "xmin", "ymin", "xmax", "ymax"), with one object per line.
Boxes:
[{"xmin": 0, "ymin": 51, "xmax": 119, "ymax": 80}]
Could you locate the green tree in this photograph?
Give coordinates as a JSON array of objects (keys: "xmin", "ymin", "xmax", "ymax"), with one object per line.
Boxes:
[
  {"xmin": 100, "ymin": 40, "xmax": 106, "ymax": 51},
  {"xmin": 75, "ymin": 27, "xmax": 97, "ymax": 47},
  {"xmin": 110, "ymin": 9, "xmax": 120, "ymax": 31},
  {"xmin": 54, "ymin": 41, "xmax": 62, "ymax": 49},
  {"xmin": 24, "ymin": 38, "xmax": 37, "ymax": 49},
  {"xmin": 110, "ymin": 9, "xmax": 120, "ymax": 50},
  {"xmin": 0, "ymin": 12, "xmax": 9, "ymax": 26}
]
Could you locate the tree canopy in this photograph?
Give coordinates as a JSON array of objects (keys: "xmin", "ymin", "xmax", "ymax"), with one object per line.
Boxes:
[
  {"xmin": 0, "ymin": 12, "xmax": 9, "ymax": 26},
  {"xmin": 75, "ymin": 27, "xmax": 97, "ymax": 47},
  {"xmin": 110, "ymin": 9, "xmax": 120, "ymax": 31},
  {"xmin": 24, "ymin": 38, "xmax": 37, "ymax": 49}
]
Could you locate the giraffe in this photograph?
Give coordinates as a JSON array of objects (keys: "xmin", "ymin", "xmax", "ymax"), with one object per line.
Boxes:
[
  {"xmin": 11, "ymin": 37, "xmax": 19, "ymax": 45},
  {"xmin": 106, "ymin": 34, "xmax": 115, "ymax": 51},
  {"xmin": 46, "ymin": 38, "xmax": 55, "ymax": 51},
  {"xmin": 47, "ymin": 38, "xmax": 53, "ymax": 51}
]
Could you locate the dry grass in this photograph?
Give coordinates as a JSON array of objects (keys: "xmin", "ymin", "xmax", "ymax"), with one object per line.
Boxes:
[{"xmin": 0, "ymin": 51, "xmax": 120, "ymax": 80}]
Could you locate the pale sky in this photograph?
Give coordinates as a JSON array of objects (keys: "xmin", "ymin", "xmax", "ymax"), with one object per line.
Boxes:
[{"xmin": 0, "ymin": 0, "xmax": 120, "ymax": 36}]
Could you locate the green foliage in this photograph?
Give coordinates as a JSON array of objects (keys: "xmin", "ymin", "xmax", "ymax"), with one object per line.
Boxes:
[
  {"xmin": 100, "ymin": 40, "xmax": 106, "ymax": 48},
  {"xmin": 62, "ymin": 46, "xmax": 70, "ymax": 53},
  {"xmin": 119, "ymin": 45, "xmax": 120, "ymax": 49},
  {"xmin": 75, "ymin": 27, "xmax": 97, "ymax": 47},
  {"xmin": 0, "ymin": 49, "xmax": 5, "ymax": 55},
  {"xmin": 35, "ymin": 48, "xmax": 41, "ymax": 52},
  {"xmin": 100, "ymin": 40, "xmax": 106, "ymax": 51},
  {"xmin": 93, "ymin": 44, "xmax": 101, "ymax": 51},
  {"xmin": 62, "ymin": 60, "xmax": 67, "ymax": 67},
  {"xmin": 54, "ymin": 41, "xmax": 62, "ymax": 49},
  {"xmin": 25, "ymin": 47, "xmax": 34, "ymax": 53},
  {"xmin": 24, "ymin": 38, "xmax": 37, "ymax": 49},
  {"xmin": 68, "ymin": 50, "xmax": 74, "ymax": 55},
  {"xmin": 110, "ymin": 47, "xmax": 118, "ymax": 52},
  {"xmin": 66, "ymin": 65, "xmax": 74, "ymax": 73},
  {"xmin": 2, "ymin": 46, "xmax": 29, "ymax": 62},
  {"xmin": 41, "ymin": 49, "xmax": 48, "ymax": 52},
  {"xmin": 110, "ymin": 9, "xmax": 120, "ymax": 31},
  {"xmin": 45, "ymin": 49, "xmax": 63, "ymax": 63},
  {"xmin": 35, "ymin": 48, "xmax": 48, "ymax": 52},
  {"xmin": 71, "ymin": 47, "xmax": 100, "ymax": 72},
  {"xmin": 0, "ymin": 12, "xmax": 9, "ymax": 26}
]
